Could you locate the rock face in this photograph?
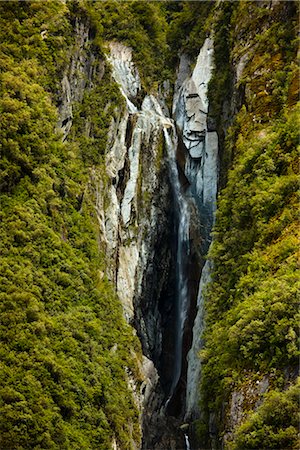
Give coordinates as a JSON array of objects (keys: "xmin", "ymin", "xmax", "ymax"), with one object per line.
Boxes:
[
  {"xmin": 101, "ymin": 43, "xmax": 174, "ymax": 335},
  {"xmin": 102, "ymin": 40, "xmax": 221, "ymax": 449},
  {"xmin": 57, "ymin": 20, "xmax": 104, "ymax": 140},
  {"xmin": 107, "ymin": 42, "xmax": 141, "ymax": 112},
  {"xmin": 105, "ymin": 37, "xmax": 220, "ymax": 444},
  {"xmin": 100, "ymin": 42, "xmax": 187, "ymax": 448},
  {"xmin": 173, "ymin": 38, "xmax": 219, "ymax": 422},
  {"xmin": 185, "ymin": 259, "xmax": 212, "ymax": 420},
  {"xmin": 174, "ymin": 38, "xmax": 218, "ymax": 244},
  {"xmin": 222, "ymin": 375, "xmax": 270, "ymax": 448}
]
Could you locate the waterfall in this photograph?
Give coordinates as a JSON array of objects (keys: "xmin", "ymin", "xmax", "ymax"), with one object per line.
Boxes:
[
  {"xmin": 184, "ymin": 433, "xmax": 191, "ymax": 450},
  {"xmin": 173, "ymin": 37, "xmax": 219, "ymax": 420},
  {"xmin": 163, "ymin": 126, "xmax": 190, "ymax": 399},
  {"xmin": 107, "ymin": 38, "xmax": 218, "ymax": 445}
]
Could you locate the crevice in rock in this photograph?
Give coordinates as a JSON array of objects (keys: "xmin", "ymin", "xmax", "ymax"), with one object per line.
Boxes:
[{"xmin": 116, "ymin": 151, "xmax": 130, "ymax": 204}]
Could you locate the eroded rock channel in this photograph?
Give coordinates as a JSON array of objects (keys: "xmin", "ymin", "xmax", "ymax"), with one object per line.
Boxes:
[{"xmin": 100, "ymin": 39, "xmax": 218, "ymax": 449}]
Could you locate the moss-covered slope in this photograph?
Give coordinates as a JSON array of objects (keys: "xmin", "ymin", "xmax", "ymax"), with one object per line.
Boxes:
[
  {"xmin": 195, "ymin": 1, "xmax": 299, "ymax": 448},
  {"xmin": 0, "ymin": 2, "xmax": 147, "ymax": 448},
  {"xmin": 0, "ymin": 1, "xmax": 298, "ymax": 449}
]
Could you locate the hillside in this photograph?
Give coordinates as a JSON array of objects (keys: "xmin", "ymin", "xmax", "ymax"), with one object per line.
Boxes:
[{"xmin": 0, "ymin": 1, "xmax": 298, "ymax": 449}]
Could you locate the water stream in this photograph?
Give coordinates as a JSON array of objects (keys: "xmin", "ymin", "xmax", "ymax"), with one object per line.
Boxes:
[
  {"xmin": 163, "ymin": 126, "xmax": 190, "ymax": 400},
  {"xmin": 184, "ymin": 433, "xmax": 191, "ymax": 450},
  {"xmin": 108, "ymin": 41, "xmax": 213, "ymax": 446}
]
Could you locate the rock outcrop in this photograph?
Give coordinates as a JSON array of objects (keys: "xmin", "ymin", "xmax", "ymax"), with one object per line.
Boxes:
[
  {"xmin": 100, "ymin": 42, "xmax": 185, "ymax": 448},
  {"xmin": 57, "ymin": 20, "xmax": 104, "ymax": 140},
  {"xmin": 174, "ymin": 38, "xmax": 218, "ymax": 243},
  {"xmin": 173, "ymin": 37, "xmax": 219, "ymax": 423}
]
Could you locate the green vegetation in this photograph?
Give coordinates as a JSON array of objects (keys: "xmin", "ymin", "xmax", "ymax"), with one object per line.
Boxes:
[
  {"xmin": 207, "ymin": 1, "xmax": 235, "ymax": 131},
  {"xmin": 166, "ymin": 1, "xmax": 214, "ymax": 60},
  {"xmin": 1, "ymin": 1, "xmax": 298, "ymax": 449},
  {"xmin": 201, "ymin": 101, "xmax": 299, "ymax": 402},
  {"xmin": 233, "ymin": 379, "xmax": 300, "ymax": 450},
  {"xmin": 71, "ymin": 70, "xmax": 124, "ymax": 166},
  {"xmin": 79, "ymin": 0, "xmax": 171, "ymax": 89},
  {"xmin": 196, "ymin": 2, "xmax": 299, "ymax": 449},
  {"xmin": 0, "ymin": 2, "xmax": 142, "ymax": 448}
]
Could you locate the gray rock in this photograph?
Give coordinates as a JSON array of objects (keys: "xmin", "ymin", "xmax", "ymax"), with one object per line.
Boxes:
[
  {"xmin": 107, "ymin": 42, "xmax": 141, "ymax": 110},
  {"xmin": 173, "ymin": 37, "xmax": 219, "ymax": 421},
  {"xmin": 186, "ymin": 260, "xmax": 212, "ymax": 421},
  {"xmin": 58, "ymin": 20, "xmax": 101, "ymax": 140}
]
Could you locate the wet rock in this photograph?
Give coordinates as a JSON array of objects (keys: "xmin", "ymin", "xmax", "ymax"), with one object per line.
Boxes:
[
  {"xmin": 173, "ymin": 37, "xmax": 219, "ymax": 423},
  {"xmin": 186, "ymin": 260, "xmax": 212, "ymax": 421}
]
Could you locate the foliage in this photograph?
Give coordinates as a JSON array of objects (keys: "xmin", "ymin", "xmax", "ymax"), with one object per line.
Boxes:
[
  {"xmin": 0, "ymin": 187, "xmax": 141, "ymax": 448},
  {"xmin": 233, "ymin": 379, "xmax": 300, "ymax": 450},
  {"xmin": 70, "ymin": 69, "xmax": 124, "ymax": 166},
  {"xmin": 0, "ymin": 2, "xmax": 71, "ymax": 93},
  {"xmin": 207, "ymin": 1, "xmax": 235, "ymax": 128},
  {"xmin": 197, "ymin": 2, "xmax": 299, "ymax": 448},
  {"xmin": 1, "ymin": 1, "xmax": 299, "ymax": 449},
  {"xmin": 0, "ymin": 61, "xmax": 58, "ymax": 190},
  {"xmin": 0, "ymin": 2, "xmax": 142, "ymax": 449},
  {"xmin": 78, "ymin": 0, "xmax": 171, "ymax": 89},
  {"xmin": 200, "ymin": 102, "xmax": 299, "ymax": 448},
  {"xmin": 166, "ymin": 1, "xmax": 214, "ymax": 60}
]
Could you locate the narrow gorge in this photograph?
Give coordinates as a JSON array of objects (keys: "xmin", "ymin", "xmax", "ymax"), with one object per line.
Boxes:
[
  {"xmin": 98, "ymin": 36, "xmax": 219, "ymax": 449},
  {"xmin": 0, "ymin": 2, "xmax": 299, "ymax": 450}
]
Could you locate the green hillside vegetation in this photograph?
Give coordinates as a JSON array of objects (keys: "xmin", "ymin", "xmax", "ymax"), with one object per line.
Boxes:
[
  {"xmin": 197, "ymin": 2, "xmax": 299, "ymax": 448},
  {"xmin": 0, "ymin": 1, "xmax": 298, "ymax": 449},
  {"xmin": 0, "ymin": 2, "xmax": 143, "ymax": 448},
  {"xmin": 76, "ymin": 0, "xmax": 171, "ymax": 89}
]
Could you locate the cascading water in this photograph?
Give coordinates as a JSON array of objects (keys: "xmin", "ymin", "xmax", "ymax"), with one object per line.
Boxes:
[
  {"xmin": 163, "ymin": 126, "xmax": 190, "ymax": 401},
  {"xmin": 106, "ymin": 37, "xmax": 218, "ymax": 448},
  {"xmin": 184, "ymin": 433, "xmax": 191, "ymax": 450},
  {"xmin": 107, "ymin": 41, "xmax": 193, "ymax": 408}
]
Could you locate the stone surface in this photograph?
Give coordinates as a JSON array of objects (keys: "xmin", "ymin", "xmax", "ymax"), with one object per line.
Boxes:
[
  {"xmin": 191, "ymin": 38, "xmax": 214, "ymax": 114},
  {"xmin": 106, "ymin": 113, "xmax": 129, "ymax": 179},
  {"xmin": 98, "ymin": 41, "xmax": 180, "ymax": 449},
  {"xmin": 223, "ymin": 375, "xmax": 270, "ymax": 447},
  {"xmin": 173, "ymin": 37, "xmax": 219, "ymax": 421},
  {"xmin": 173, "ymin": 53, "xmax": 192, "ymax": 112},
  {"xmin": 117, "ymin": 244, "xmax": 139, "ymax": 321},
  {"xmin": 141, "ymin": 356, "xmax": 160, "ymax": 405},
  {"xmin": 108, "ymin": 41, "xmax": 140, "ymax": 112},
  {"xmin": 202, "ymin": 131, "xmax": 218, "ymax": 209},
  {"xmin": 58, "ymin": 20, "xmax": 103, "ymax": 140},
  {"xmin": 185, "ymin": 260, "xmax": 212, "ymax": 420},
  {"xmin": 174, "ymin": 38, "xmax": 218, "ymax": 251},
  {"xmin": 100, "ymin": 37, "xmax": 219, "ymax": 448}
]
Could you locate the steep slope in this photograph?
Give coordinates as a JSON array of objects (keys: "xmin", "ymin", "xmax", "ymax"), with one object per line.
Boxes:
[
  {"xmin": 0, "ymin": 2, "xmax": 298, "ymax": 450},
  {"xmin": 0, "ymin": 3, "xmax": 143, "ymax": 449},
  {"xmin": 190, "ymin": 2, "xmax": 299, "ymax": 449}
]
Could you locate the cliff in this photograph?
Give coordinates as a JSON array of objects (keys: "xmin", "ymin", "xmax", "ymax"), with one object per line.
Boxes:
[{"xmin": 0, "ymin": 2, "xmax": 298, "ymax": 450}]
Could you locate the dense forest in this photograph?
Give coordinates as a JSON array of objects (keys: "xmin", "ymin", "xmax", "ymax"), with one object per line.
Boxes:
[{"xmin": 0, "ymin": 1, "xmax": 299, "ymax": 449}]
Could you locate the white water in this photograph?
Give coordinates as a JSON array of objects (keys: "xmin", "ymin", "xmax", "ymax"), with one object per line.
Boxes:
[
  {"xmin": 173, "ymin": 36, "xmax": 219, "ymax": 420},
  {"xmin": 164, "ymin": 127, "xmax": 190, "ymax": 399},
  {"xmin": 108, "ymin": 38, "xmax": 194, "ymax": 414},
  {"xmin": 184, "ymin": 433, "xmax": 191, "ymax": 450}
]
